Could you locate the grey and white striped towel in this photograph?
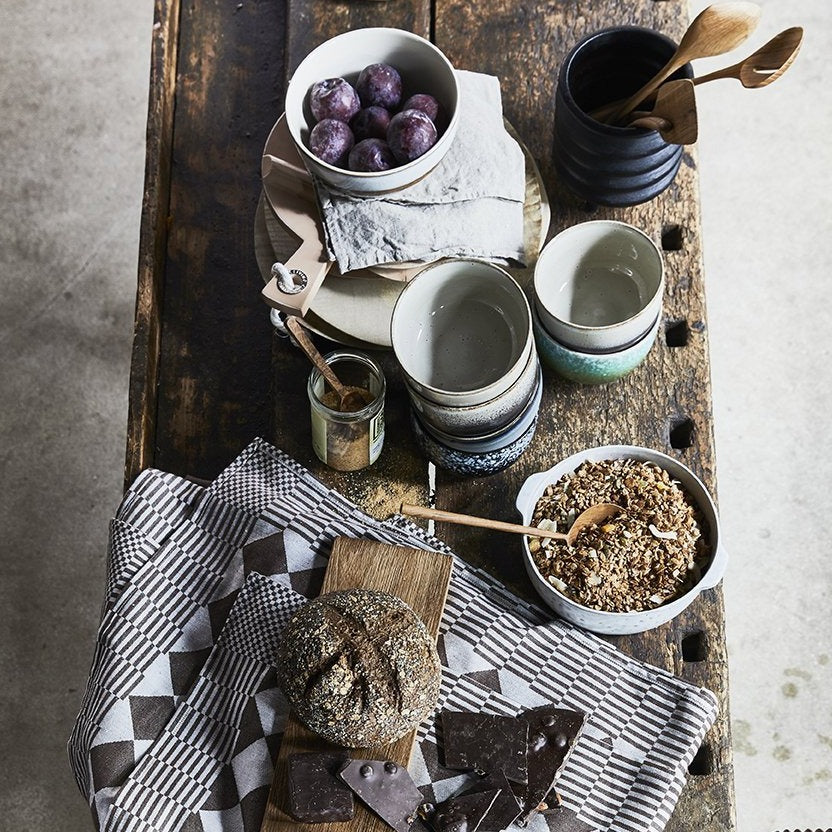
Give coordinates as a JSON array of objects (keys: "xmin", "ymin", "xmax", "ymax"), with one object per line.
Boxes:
[{"xmin": 69, "ymin": 438, "xmax": 718, "ymax": 832}]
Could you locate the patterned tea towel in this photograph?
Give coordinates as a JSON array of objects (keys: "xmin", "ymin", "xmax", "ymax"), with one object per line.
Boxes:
[
  {"xmin": 316, "ymin": 70, "xmax": 527, "ymax": 273},
  {"xmin": 69, "ymin": 438, "xmax": 718, "ymax": 832}
]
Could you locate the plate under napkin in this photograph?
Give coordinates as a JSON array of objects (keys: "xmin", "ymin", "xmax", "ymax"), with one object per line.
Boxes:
[{"xmin": 317, "ymin": 70, "xmax": 527, "ymax": 273}]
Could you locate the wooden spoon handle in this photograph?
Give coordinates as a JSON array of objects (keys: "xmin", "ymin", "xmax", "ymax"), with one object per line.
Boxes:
[
  {"xmin": 400, "ymin": 503, "xmax": 567, "ymax": 541},
  {"xmin": 284, "ymin": 316, "xmax": 348, "ymax": 397}
]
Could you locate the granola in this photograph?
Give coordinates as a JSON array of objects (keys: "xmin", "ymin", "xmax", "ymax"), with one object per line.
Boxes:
[{"xmin": 528, "ymin": 459, "xmax": 710, "ymax": 613}]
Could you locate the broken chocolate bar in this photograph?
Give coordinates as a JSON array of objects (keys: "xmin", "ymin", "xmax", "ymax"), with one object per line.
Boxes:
[
  {"xmin": 433, "ymin": 788, "xmax": 501, "ymax": 832},
  {"xmin": 442, "ymin": 711, "xmax": 529, "ymax": 784},
  {"xmin": 513, "ymin": 707, "xmax": 586, "ymax": 826},
  {"xmin": 339, "ymin": 759, "xmax": 424, "ymax": 832},
  {"xmin": 286, "ymin": 752, "xmax": 354, "ymax": 822},
  {"xmin": 456, "ymin": 771, "xmax": 522, "ymax": 832}
]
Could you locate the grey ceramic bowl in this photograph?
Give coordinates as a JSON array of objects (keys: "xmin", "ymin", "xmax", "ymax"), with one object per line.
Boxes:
[
  {"xmin": 516, "ymin": 445, "xmax": 728, "ymax": 635},
  {"xmin": 407, "ymin": 350, "xmax": 540, "ymax": 438},
  {"xmin": 391, "ymin": 260, "xmax": 533, "ymax": 407},
  {"xmin": 533, "ymin": 304, "xmax": 659, "ymax": 385},
  {"xmin": 410, "ymin": 406, "xmax": 538, "ymax": 476},
  {"xmin": 419, "ymin": 364, "xmax": 542, "ymax": 452}
]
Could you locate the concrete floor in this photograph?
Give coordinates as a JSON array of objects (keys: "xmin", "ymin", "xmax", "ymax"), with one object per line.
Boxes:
[{"xmin": 0, "ymin": 1, "xmax": 829, "ymax": 830}]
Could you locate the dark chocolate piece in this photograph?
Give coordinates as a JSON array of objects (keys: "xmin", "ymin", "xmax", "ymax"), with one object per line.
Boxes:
[
  {"xmin": 442, "ymin": 711, "xmax": 529, "ymax": 784},
  {"xmin": 458, "ymin": 772, "xmax": 522, "ymax": 832},
  {"xmin": 286, "ymin": 752, "xmax": 354, "ymax": 822},
  {"xmin": 543, "ymin": 805, "xmax": 596, "ymax": 832},
  {"xmin": 433, "ymin": 789, "xmax": 501, "ymax": 832},
  {"xmin": 513, "ymin": 707, "xmax": 586, "ymax": 826},
  {"xmin": 339, "ymin": 759, "xmax": 424, "ymax": 832}
]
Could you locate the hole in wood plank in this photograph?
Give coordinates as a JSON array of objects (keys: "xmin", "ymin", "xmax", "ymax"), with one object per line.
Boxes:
[
  {"xmin": 688, "ymin": 743, "xmax": 714, "ymax": 776},
  {"xmin": 581, "ymin": 200, "xmax": 599, "ymax": 214},
  {"xmin": 669, "ymin": 418, "xmax": 695, "ymax": 449},
  {"xmin": 661, "ymin": 224, "xmax": 684, "ymax": 251},
  {"xmin": 682, "ymin": 631, "xmax": 707, "ymax": 662},
  {"xmin": 665, "ymin": 320, "xmax": 690, "ymax": 347}
]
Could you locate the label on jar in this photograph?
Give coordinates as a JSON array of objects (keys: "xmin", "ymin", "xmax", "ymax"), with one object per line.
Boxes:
[
  {"xmin": 311, "ymin": 407, "xmax": 329, "ymax": 464},
  {"xmin": 368, "ymin": 408, "xmax": 385, "ymax": 463}
]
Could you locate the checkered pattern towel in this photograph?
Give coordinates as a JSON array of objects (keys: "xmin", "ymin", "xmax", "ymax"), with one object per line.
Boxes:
[{"xmin": 69, "ymin": 438, "xmax": 718, "ymax": 832}]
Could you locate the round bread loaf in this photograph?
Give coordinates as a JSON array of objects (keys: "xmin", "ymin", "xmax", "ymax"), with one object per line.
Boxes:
[{"xmin": 277, "ymin": 589, "xmax": 441, "ymax": 747}]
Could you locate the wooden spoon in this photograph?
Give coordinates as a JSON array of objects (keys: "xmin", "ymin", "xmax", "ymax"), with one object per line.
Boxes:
[
  {"xmin": 285, "ymin": 316, "xmax": 368, "ymax": 412},
  {"xmin": 604, "ymin": 2, "xmax": 761, "ymax": 124},
  {"xmin": 627, "ymin": 78, "xmax": 699, "ymax": 144},
  {"xmin": 694, "ymin": 25, "xmax": 803, "ymax": 87},
  {"xmin": 400, "ymin": 502, "xmax": 624, "ymax": 547}
]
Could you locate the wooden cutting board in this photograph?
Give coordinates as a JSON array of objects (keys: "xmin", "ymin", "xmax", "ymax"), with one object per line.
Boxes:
[{"xmin": 260, "ymin": 536, "xmax": 454, "ymax": 832}]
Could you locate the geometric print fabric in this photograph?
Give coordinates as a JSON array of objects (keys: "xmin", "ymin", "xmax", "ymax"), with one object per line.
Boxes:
[{"xmin": 70, "ymin": 438, "xmax": 718, "ymax": 832}]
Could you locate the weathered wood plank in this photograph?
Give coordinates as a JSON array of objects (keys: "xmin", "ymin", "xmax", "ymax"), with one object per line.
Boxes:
[
  {"xmin": 125, "ymin": 0, "xmax": 181, "ymax": 489},
  {"xmin": 433, "ymin": 2, "xmax": 734, "ymax": 830},
  {"xmin": 148, "ymin": 0, "xmax": 287, "ymax": 480}
]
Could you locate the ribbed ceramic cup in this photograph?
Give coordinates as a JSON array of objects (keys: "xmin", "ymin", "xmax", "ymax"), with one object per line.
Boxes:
[{"xmin": 553, "ymin": 27, "xmax": 693, "ymax": 207}]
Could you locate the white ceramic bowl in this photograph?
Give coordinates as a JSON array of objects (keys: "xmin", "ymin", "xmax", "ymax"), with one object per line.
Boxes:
[
  {"xmin": 391, "ymin": 259, "xmax": 534, "ymax": 407},
  {"xmin": 285, "ymin": 28, "xmax": 460, "ymax": 194},
  {"xmin": 515, "ymin": 445, "xmax": 728, "ymax": 635},
  {"xmin": 534, "ymin": 220, "xmax": 664, "ymax": 352},
  {"xmin": 407, "ymin": 350, "xmax": 540, "ymax": 438}
]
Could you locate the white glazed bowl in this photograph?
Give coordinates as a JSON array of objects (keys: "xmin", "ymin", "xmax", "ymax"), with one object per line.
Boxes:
[
  {"xmin": 391, "ymin": 260, "xmax": 534, "ymax": 407},
  {"xmin": 285, "ymin": 28, "xmax": 460, "ymax": 194},
  {"xmin": 515, "ymin": 445, "xmax": 728, "ymax": 635},
  {"xmin": 407, "ymin": 350, "xmax": 540, "ymax": 438},
  {"xmin": 534, "ymin": 220, "xmax": 664, "ymax": 352}
]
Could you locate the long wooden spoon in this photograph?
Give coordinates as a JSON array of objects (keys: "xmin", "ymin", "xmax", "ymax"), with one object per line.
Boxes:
[
  {"xmin": 627, "ymin": 78, "xmax": 699, "ymax": 144},
  {"xmin": 400, "ymin": 502, "xmax": 624, "ymax": 546},
  {"xmin": 694, "ymin": 25, "xmax": 803, "ymax": 87},
  {"xmin": 285, "ymin": 316, "xmax": 368, "ymax": 412},
  {"xmin": 604, "ymin": 2, "xmax": 761, "ymax": 124}
]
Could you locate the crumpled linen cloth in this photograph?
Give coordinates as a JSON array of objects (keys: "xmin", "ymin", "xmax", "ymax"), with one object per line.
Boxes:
[
  {"xmin": 317, "ymin": 70, "xmax": 527, "ymax": 273},
  {"xmin": 70, "ymin": 438, "xmax": 718, "ymax": 832}
]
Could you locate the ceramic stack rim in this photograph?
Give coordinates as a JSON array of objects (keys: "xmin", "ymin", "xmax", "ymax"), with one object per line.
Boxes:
[
  {"xmin": 391, "ymin": 259, "xmax": 542, "ymax": 476},
  {"xmin": 533, "ymin": 220, "xmax": 664, "ymax": 384}
]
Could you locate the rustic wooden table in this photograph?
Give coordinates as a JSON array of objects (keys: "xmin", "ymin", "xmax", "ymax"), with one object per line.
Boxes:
[{"xmin": 127, "ymin": 1, "xmax": 735, "ymax": 830}]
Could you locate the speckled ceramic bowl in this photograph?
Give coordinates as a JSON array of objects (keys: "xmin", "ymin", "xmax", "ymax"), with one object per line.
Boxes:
[
  {"xmin": 410, "ymin": 406, "xmax": 538, "ymax": 476},
  {"xmin": 419, "ymin": 363, "xmax": 542, "ymax": 453},
  {"xmin": 515, "ymin": 445, "xmax": 728, "ymax": 635},
  {"xmin": 407, "ymin": 350, "xmax": 540, "ymax": 438},
  {"xmin": 533, "ymin": 304, "xmax": 659, "ymax": 385}
]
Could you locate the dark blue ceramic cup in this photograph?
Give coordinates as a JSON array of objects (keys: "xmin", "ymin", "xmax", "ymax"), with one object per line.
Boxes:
[{"xmin": 553, "ymin": 27, "xmax": 694, "ymax": 207}]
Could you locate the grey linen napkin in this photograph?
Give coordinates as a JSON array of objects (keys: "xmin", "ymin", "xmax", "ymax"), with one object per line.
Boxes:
[
  {"xmin": 70, "ymin": 438, "xmax": 718, "ymax": 832},
  {"xmin": 317, "ymin": 70, "xmax": 527, "ymax": 273}
]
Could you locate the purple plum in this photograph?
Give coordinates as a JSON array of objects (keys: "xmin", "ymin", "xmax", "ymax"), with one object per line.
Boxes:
[
  {"xmin": 350, "ymin": 106, "xmax": 391, "ymax": 142},
  {"xmin": 309, "ymin": 119, "xmax": 354, "ymax": 167},
  {"xmin": 348, "ymin": 138, "xmax": 396, "ymax": 172},
  {"xmin": 356, "ymin": 63, "xmax": 402, "ymax": 110},
  {"xmin": 309, "ymin": 77, "xmax": 360, "ymax": 123},
  {"xmin": 402, "ymin": 93, "xmax": 449, "ymax": 133},
  {"xmin": 387, "ymin": 109, "xmax": 438, "ymax": 164}
]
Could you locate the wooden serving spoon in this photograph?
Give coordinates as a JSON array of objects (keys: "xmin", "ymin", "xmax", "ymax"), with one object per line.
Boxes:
[
  {"xmin": 627, "ymin": 78, "xmax": 699, "ymax": 144},
  {"xmin": 285, "ymin": 316, "xmax": 368, "ymax": 412},
  {"xmin": 400, "ymin": 502, "xmax": 624, "ymax": 547},
  {"xmin": 603, "ymin": 1, "xmax": 762, "ymax": 124},
  {"xmin": 694, "ymin": 25, "xmax": 803, "ymax": 87}
]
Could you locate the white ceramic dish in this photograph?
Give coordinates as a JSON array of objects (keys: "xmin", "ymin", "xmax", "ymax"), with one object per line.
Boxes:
[
  {"xmin": 407, "ymin": 349, "xmax": 540, "ymax": 438},
  {"xmin": 391, "ymin": 259, "xmax": 533, "ymax": 407},
  {"xmin": 515, "ymin": 445, "xmax": 728, "ymax": 635},
  {"xmin": 285, "ymin": 28, "xmax": 460, "ymax": 194},
  {"xmin": 534, "ymin": 220, "xmax": 664, "ymax": 352}
]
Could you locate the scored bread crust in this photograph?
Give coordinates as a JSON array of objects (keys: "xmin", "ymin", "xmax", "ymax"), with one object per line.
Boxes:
[{"xmin": 277, "ymin": 589, "xmax": 441, "ymax": 747}]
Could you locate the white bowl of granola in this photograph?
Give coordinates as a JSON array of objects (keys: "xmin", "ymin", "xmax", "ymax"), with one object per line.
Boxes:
[{"xmin": 515, "ymin": 445, "xmax": 727, "ymax": 635}]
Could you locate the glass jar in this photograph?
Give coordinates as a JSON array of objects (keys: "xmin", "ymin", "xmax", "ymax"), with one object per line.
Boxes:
[{"xmin": 307, "ymin": 350, "xmax": 386, "ymax": 472}]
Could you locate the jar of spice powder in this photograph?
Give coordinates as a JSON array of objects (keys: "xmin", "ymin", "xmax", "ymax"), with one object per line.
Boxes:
[{"xmin": 307, "ymin": 350, "xmax": 386, "ymax": 471}]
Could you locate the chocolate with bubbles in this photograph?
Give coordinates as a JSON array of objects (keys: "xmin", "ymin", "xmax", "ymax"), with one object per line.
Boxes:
[
  {"xmin": 442, "ymin": 712, "xmax": 529, "ymax": 784},
  {"xmin": 339, "ymin": 759, "xmax": 425, "ymax": 832}
]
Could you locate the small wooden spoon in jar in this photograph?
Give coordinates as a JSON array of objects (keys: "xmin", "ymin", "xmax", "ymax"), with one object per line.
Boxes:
[
  {"xmin": 285, "ymin": 316, "xmax": 368, "ymax": 412},
  {"xmin": 400, "ymin": 502, "xmax": 624, "ymax": 547}
]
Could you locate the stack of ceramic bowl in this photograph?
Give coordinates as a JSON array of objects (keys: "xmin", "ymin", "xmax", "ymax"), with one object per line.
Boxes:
[
  {"xmin": 533, "ymin": 220, "xmax": 664, "ymax": 384},
  {"xmin": 391, "ymin": 260, "xmax": 542, "ymax": 476}
]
